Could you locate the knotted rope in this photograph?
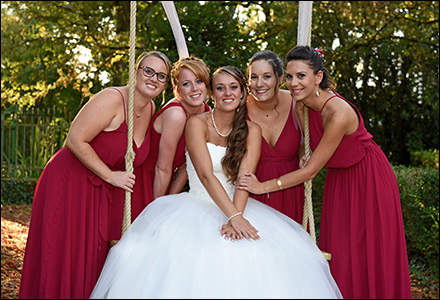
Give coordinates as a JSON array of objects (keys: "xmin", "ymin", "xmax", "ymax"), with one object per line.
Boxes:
[
  {"xmin": 122, "ymin": 1, "xmax": 137, "ymax": 236},
  {"xmin": 298, "ymin": 1, "xmax": 316, "ymax": 243},
  {"xmin": 297, "ymin": 2, "xmax": 330, "ymax": 260}
]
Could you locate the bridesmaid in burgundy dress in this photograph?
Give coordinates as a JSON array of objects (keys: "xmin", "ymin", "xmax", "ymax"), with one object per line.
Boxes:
[
  {"xmin": 19, "ymin": 51, "xmax": 172, "ymax": 299},
  {"xmin": 245, "ymin": 50, "xmax": 304, "ymax": 224},
  {"xmin": 131, "ymin": 56, "xmax": 211, "ymax": 219},
  {"xmin": 238, "ymin": 45, "xmax": 412, "ymax": 299}
]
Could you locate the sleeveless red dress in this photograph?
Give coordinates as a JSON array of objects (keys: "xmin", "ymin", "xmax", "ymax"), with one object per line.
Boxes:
[
  {"xmin": 248, "ymin": 100, "xmax": 305, "ymax": 224},
  {"xmin": 131, "ymin": 102, "xmax": 211, "ymax": 219},
  {"xmin": 309, "ymin": 92, "xmax": 412, "ymax": 299},
  {"xmin": 19, "ymin": 88, "xmax": 153, "ymax": 299}
]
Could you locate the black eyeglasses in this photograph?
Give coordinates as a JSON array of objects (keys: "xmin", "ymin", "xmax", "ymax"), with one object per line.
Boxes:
[{"xmin": 139, "ymin": 66, "xmax": 169, "ymax": 83}]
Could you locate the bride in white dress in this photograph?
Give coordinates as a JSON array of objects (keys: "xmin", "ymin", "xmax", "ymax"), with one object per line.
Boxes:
[{"xmin": 90, "ymin": 66, "xmax": 342, "ymax": 299}]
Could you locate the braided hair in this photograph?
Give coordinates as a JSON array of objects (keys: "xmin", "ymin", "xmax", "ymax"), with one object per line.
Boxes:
[{"xmin": 210, "ymin": 66, "xmax": 249, "ymax": 183}]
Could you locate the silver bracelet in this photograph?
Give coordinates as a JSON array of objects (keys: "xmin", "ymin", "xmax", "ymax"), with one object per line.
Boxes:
[{"xmin": 228, "ymin": 212, "xmax": 242, "ymax": 222}]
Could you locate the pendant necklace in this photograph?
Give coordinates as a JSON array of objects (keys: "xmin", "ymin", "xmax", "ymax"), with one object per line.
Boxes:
[{"xmin": 211, "ymin": 109, "xmax": 233, "ymax": 137}]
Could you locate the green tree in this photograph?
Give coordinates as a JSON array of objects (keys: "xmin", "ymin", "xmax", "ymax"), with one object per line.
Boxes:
[
  {"xmin": 243, "ymin": 1, "xmax": 439, "ymax": 164},
  {"xmin": 2, "ymin": 1, "xmax": 438, "ymax": 165}
]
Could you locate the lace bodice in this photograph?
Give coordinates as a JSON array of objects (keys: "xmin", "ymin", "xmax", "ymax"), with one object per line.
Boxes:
[{"xmin": 185, "ymin": 143, "xmax": 235, "ymax": 202}]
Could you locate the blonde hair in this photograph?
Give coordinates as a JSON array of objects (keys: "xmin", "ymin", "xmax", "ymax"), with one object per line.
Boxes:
[{"xmin": 135, "ymin": 51, "xmax": 172, "ymax": 104}]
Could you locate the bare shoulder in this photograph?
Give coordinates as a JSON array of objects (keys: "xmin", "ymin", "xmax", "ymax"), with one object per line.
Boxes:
[
  {"xmin": 325, "ymin": 96, "xmax": 356, "ymax": 118},
  {"xmin": 186, "ymin": 112, "xmax": 209, "ymax": 129},
  {"xmin": 161, "ymin": 104, "xmax": 187, "ymax": 124},
  {"xmin": 279, "ymin": 89, "xmax": 292, "ymax": 99},
  {"xmin": 88, "ymin": 87, "xmax": 125, "ymax": 108},
  {"xmin": 185, "ymin": 112, "xmax": 210, "ymax": 145},
  {"xmin": 246, "ymin": 120, "xmax": 262, "ymax": 153},
  {"xmin": 279, "ymin": 89, "xmax": 293, "ymax": 107},
  {"xmin": 323, "ymin": 96, "xmax": 359, "ymax": 133},
  {"xmin": 247, "ymin": 120, "xmax": 262, "ymax": 136}
]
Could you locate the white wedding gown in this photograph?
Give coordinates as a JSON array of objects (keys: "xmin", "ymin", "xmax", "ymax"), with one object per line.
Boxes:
[{"xmin": 90, "ymin": 143, "xmax": 342, "ymax": 299}]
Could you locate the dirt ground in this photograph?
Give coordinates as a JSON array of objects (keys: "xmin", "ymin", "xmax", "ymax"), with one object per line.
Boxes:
[{"xmin": 1, "ymin": 204, "xmax": 439, "ymax": 299}]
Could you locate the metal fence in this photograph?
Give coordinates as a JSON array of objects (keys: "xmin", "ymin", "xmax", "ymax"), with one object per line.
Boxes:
[{"xmin": 1, "ymin": 106, "xmax": 71, "ymax": 181}]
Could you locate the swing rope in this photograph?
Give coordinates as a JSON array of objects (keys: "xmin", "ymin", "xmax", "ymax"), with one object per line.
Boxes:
[
  {"xmin": 297, "ymin": 1, "xmax": 316, "ymax": 242},
  {"xmin": 298, "ymin": 1, "xmax": 331, "ymax": 260},
  {"xmin": 121, "ymin": 2, "xmax": 330, "ymax": 261},
  {"xmin": 121, "ymin": 1, "xmax": 187, "ymax": 238},
  {"xmin": 122, "ymin": 0, "xmax": 137, "ymax": 236}
]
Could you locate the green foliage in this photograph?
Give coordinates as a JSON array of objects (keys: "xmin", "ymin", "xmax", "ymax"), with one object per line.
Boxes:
[
  {"xmin": 1, "ymin": 1, "xmax": 439, "ymax": 164},
  {"xmin": 311, "ymin": 165, "xmax": 439, "ymax": 279},
  {"xmin": 311, "ymin": 167, "xmax": 327, "ymax": 239},
  {"xmin": 393, "ymin": 165, "xmax": 439, "ymax": 278},
  {"xmin": 410, "ymin": 149, "xmax": 439, "ymax": 169},
  {"xmin": 310, "ymin": 1, "xmax": 439, "ymax": 165},
  {"xmin": 1, "ymin": 177, "xmax": 36, "ymax": 205},
  {"xmin": 1, "ymin": 105, "xmax": 70, "ymax": 179}
]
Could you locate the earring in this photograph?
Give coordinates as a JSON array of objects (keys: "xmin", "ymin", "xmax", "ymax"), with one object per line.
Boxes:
[{"xmin": 315, "ymin": 89, "xmax": 321, "ymax": 97}]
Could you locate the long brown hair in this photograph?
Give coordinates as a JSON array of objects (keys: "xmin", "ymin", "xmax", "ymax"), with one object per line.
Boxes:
[{"xmin": 211, "ymin": 66, "xmax": 249, "ymax": 183}]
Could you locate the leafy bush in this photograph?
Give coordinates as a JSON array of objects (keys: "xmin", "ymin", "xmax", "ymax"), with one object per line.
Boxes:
[
  {"xmin": 1, "ymin": 178, "xmax": 36, "ymax": 205},
  {"xmin": 2, "ymin": 162, "xmax": 438, "ymax": 282},
  {"xmin": 410, "ymin": 149, "xmax": 439, "ymax": 169},
  {"xmin": 311, "ymin": 167, "xmax": 327, "ymax": 239},
  {"xmin": 393, "ymin": 165, "xmax": 439, "ymax": 279},
  {"xmin": 311, "ymin": 165, "xmax": 439, "ymax": 280}
]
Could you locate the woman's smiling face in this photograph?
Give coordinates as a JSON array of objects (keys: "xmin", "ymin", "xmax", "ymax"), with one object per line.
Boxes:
[
  {"xmin": 248, "ymin": 60, "xmax": 280, "ymax": 102},
  {"xmin": 176, "ymin": 68, "xmax": 208, "ymax": 108},
  {"xmin": 211, "ymin": 72, "xmax": 243, "ymax": 112},
  {"xmin": 285, "ymin": 60, "xmax": 319, "ymax": 103}
]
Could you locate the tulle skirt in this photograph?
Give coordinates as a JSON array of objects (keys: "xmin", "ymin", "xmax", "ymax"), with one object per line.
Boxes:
[{"xmin": 90, "ymin": 192, "xmax": 342, "ymax": 299}]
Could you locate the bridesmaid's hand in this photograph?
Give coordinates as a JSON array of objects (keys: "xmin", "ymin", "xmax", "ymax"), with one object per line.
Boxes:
[
  {"xmin": 236, "ymin": 172, "xmax": 264, "ymax": 195},
  {"xmin": 221, "ymin": 224, "xmax": 240, "ymax": 241},
  {"xmin": 107, "ymin": 171, "xmax": 136, "ymax": 193},
  {"xmin": 229, "ymin": 215, "xmax": 260, "ymax": 240},
  {"xmin": 299, "ymin": 155, "xmax": 310, "ymax": 169}
]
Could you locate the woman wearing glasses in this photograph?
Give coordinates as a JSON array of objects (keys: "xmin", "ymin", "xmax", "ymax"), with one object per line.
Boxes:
[
  {"xmin": 19, "ymin": 51, "xmax": 172, "ymax": 299},
  {"xmin": 131, "ymin": 56, "xmax": 211, "ymax": 219}
]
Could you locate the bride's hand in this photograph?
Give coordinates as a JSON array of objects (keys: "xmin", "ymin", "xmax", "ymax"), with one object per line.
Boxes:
[
  {"xmin": 221, "ymin": 224, "xmax": 239, "ymax": 241},
  {"xmin": 229, "ymin": 215, "xmax": 260, "ymax": 240},
  {"xmin": 236, "ymin": 173, "xmax": 264, "ymax": 195}
]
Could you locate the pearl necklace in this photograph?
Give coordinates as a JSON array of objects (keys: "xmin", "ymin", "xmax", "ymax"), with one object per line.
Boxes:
[{"xmin": 211, "ymin": 109, "xmax": 233, "ymax": 137}]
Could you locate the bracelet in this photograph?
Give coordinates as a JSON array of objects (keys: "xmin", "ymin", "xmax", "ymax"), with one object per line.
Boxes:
[
  {"xmin": 228, "ymin": 212, "xmax": 242, "ymax": 222},
  {"xmin": 276, "ymin": 177, "xmax": 283, "ymax": 190}
]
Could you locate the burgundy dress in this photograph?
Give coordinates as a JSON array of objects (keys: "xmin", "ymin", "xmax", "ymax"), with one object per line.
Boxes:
[
  {"xmin": 19, "ymin": 88, "xmax": 152, "ymax": 299},
  {"xmin": 131, "ymin": 102, "xmax": 211, "ymax": 219},
  {"xmin": 249, "ymin": 100, "xmax": 305, "ymax": 224},
  {"xmin": 309, "ymin": 92, "xmax": 412, "ymax": 299}
]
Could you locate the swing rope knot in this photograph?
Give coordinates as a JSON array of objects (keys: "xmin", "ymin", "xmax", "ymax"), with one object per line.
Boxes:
[{"xmin": 125, "ymin": 150, "xmax": 136, "ymax": 167}]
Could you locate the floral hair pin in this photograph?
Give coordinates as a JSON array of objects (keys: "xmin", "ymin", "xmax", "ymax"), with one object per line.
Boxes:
[{"xmin": 314, "ymin": 48, "xmax": 324, "ymax": 60}]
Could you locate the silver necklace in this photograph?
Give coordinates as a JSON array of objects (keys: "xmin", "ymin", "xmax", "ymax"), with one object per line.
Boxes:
[{"xmin": 211, "ymin": 109, "xmax": 233, "ymax": 137}]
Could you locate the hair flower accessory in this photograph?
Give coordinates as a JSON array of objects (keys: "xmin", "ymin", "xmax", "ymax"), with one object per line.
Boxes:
[{"xmin": 314, "ymin": 48, "xmax": 324, "ymax": 59}]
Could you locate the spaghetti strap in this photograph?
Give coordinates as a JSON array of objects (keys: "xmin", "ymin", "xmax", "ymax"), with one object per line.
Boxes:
[
  {"xmin": 320, "ymin": 95, "xmax": 338, "ymax": 112},
  {"xmin": 166, "ymin": 101, "xmax": 187, "ymax": 114},
  {"xmin": 149, "ymin": 100, "xmax": 154, "ymax": 118},
  {"xmin": 108, "ymin": 87, "xmax": 127, "ymax": 120},
  {"xmin": 291, "ymin": 98, "xmax": 304, "ymax": 144},
  {"xmin": 152, "ymin": 101, "xmax": 187, "ymax": 123}
]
